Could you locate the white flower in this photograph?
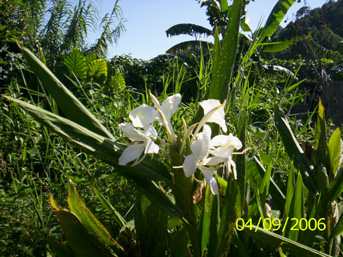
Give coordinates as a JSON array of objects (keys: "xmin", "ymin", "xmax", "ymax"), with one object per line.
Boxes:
[
  {"xmin": 182, "ymin": 121, "xmax": 243, "ymax": 193},
  {"xmin": 150, "ymin": 93, "xmax": 181, "ymax": 142},
  {"xmin": 182, "ymin": 125, "xmax": 219, "ymax": 194},
  {"xmin": 118, "ymin": 123, "xmax": 159, "ymax": 166},
  {"xmin": 129, "ymin": 104, "xmax": 156, "ymax": 129},
  {"xmin": 118, "ymin": 93, "xmax": 181, "ymax": 165},
  {"xmin": 199, "ymin": 99, "xmax": 227, "ymax": 133},
  {"xmin": 209, "ymin": 134, "xmax": 242, "ymax": 179}
]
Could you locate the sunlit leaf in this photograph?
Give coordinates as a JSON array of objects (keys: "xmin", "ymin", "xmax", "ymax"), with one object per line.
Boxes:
[
  {"xmin": 208, "ymin": 0, "xmax": 245, "ymax": 101},
  {"xmin": 327, "ymin": 128, "xmax": 341, "ymax": 176},
  {"xmin": 19, "ymin": 44, "xmax": 113, "ymax": 138},
  {"xmin": 261, "ymin": 0, "xmax": 296, "ymax": 39}
]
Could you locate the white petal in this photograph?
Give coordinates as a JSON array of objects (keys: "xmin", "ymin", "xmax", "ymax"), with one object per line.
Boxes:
[
  {"xmin": 208, "ymin": 177, "xmax": 219, "ymax": 195},
  {"xmin": 226, "ymin": 134, "xmax": 243, "ymax": 150},
  {"xmin": 191, "ymin": 126, "xmax": 211, "ymax": 160},
  {"xmin": 160, "ymin": 94, "xmax": 182, "ymax": 120},
  {"xmin": 118, "ymin": 143, "xmax": 145, "ymax": 166},
  {"xmin": 200, "ymin": 167, "xmax": 218, "ymax": 195},
  {"xmin": 183, "ymin": 154, "xmax": 197, "ymax": 177},
  {"xmin": 129, "ymin": 104, "xmax": 156, "ymax": 128},
  {"xmin": 144, "ymin": 139, "xmax": 159, "ymax": 154},
  {"xmin": 210, "ymin": 135, "xmax": 231, "ymax": 147},
  {"xmin": 200, "ymin": 99, "xmax": 227, "ymax": 132},
  {"xmin": 200, "ymin": 99, "xmax": 221, "ymax": 114},
  {"xmin": 210, "ymin": 134, "xmax": 242, "ymax": 158},
  {"xmin": 144, "ymin": 126, "xmax": 158, "ymax": 139},
  {"xmin": 203, "ymin": 156, "xmax": 224, "ymax": 166},
  {"xmin": 119, "ymin": 123, "xmax": 146, "ymax": 142},
  {"xmin": 202, "ymin": 124, "xmax": 212, "ymax": 140}
]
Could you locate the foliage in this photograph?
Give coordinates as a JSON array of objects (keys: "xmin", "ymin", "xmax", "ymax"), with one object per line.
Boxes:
[{"xmin": 2, "ymin": 0, "xmax": 343, "ymax": 257}]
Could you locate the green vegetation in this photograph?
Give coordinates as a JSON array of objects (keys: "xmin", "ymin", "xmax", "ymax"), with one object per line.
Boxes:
[{"xmin": 1, "ymin": 0, "xmax": 343, "ymax": 257}]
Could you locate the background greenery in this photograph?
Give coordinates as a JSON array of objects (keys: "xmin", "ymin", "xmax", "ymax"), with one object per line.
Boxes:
[{"xmin": 1, "ymin": 0, "xmax": 342, "ymax": 256}]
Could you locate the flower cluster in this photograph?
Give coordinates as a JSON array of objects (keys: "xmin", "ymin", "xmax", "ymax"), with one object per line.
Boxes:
[{"xmin": 119, "ymin": 93, "xmax": 242, "ymax": 194}]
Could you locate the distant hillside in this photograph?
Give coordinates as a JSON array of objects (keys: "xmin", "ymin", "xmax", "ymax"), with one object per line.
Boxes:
[
  {"xmin": 273, "ymin": 0, "xmax": 343, "ymax": 125},
  {"xmin": 275, "ymin": 0, "xmax": 343, "ymax": 62}
]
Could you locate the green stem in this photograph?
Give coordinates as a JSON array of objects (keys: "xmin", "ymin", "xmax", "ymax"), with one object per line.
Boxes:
[{"xmin": 170, "ymin": 143, "xmax": 201, "ymax": 257}]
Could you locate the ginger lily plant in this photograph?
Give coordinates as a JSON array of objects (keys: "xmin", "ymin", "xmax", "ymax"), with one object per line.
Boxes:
[{"xmin": 119, "ymin": 93, "xmax": 243, "ymax": 195}]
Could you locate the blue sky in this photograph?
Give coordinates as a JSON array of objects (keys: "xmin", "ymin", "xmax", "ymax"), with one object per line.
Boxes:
[{"xmin": 88, "ymin": 0, "xmax": 327, "ymax": 60}]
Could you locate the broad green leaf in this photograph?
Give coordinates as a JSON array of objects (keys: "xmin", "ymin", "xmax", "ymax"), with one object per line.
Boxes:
[
  {"xmin": 314, "ymin": 99, "xmax": 329, "ymax": 173},
  {"xmin": 327, "ymin": 128, "xmax": 341, "ymax": 176},
  {"xmin": 261, "ymin": 0, "xmax": 296, "ymax": 39},
  {"xmin": 275, "ymin": 110, "xmax": 316, "ymax": 192},
  {"xmin": 49, "ymin": 195, "xmax": 118, "ymax": 257},
  {"xmin": 19, "ymin": 45, "xmax": 113, "ymax": 139},
  {"xmin": 67, "ymin": 183, "xmax": 123, "ymax": 253},
  {"xmin": 208, "ymin": 0, "xmax": 245, "ymax": 101},
  {"xmin": 247, "ymin": 226, "xmax": 332, "ymax": 257},
  {"xmin": 64, "ymin": 48, "xmax": 87, "ymax": 81},
  {"xmin": 88, "ymin": 58, "xmax": 108, "ymax": 80},
  {"xmin": 261, "ymin": 40, "xmax": 295, "ymax": 53},
  {"xmin": 220, "ymin": 0, "xmax": 229, "ymax": 12}
]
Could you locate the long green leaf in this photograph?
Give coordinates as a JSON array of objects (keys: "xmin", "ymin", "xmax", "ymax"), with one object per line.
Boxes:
[
  {"xmin": 253, "ymin": 156, "xmax": 285, "ymax": 202},
  {"xmin": 275, "ymin": 110, "xmax": 316, "ymax": 192},
  {"xmin": 49, "ymin": 195, "xmax": 117, "ymax": 257},
  {"xmin": 200, "ymin": 186, "xmax": 214, "ymax": 255},
  {"xmin": 67, "ymin": 183, "xmax": 123, "ymax": 253},
  {"xmin": 261, "ymin": 0, "xmax": 296, "ymax": 39},
  {"xmin": 92, "ymin": 186, "xmax": 127, "ymax": 228},
  {"xmin": 19, "ymin": 44, "xmax": 113, "ymax": 139},
  {"xmin": 327, "ymin": 128, "xmax": 341, "ymax": 177},
  {"xmin": 288, "ymin": 172, "xmax": 303, "ymax": 241},
  {"xmin": 328, "ymin": 168, "xmax": 343, "ymax": 202},
  {"xmin": 208, "ymin": 0, "xmax": 245, "ymax": 101},
  {"xmin": 247, "ymin": 226, "xmax": 332, "ymax": 257},
  {"xmin": 331, "ymin": 213, "xmax": 343, "ymax": 238},
  {"xmin": 261, "ymin": 40, "xmax": 295, "ymax": 53}
]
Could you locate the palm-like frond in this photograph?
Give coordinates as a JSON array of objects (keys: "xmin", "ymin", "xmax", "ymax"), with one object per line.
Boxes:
[
  {"xmin": 166, "ymin": 23, "xmax": 212, "ymax": 39},
  {"xmin": 87, "ymin": 0, "xmax": 126, "ymax": 57},
  {"xmin": 23, "ymin": 0, "xmax": 47, "ymax": 44},
  {"xmin": 40, "ymin": 0, "xmax": 69, "ymax": 65},
  {"xmin": 166, "ymin": 40, "xmax": 213, "ymax": 55},
  {"xmin": 62, "ymin": 0, "xmax": 96, "ymax": 53}
]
